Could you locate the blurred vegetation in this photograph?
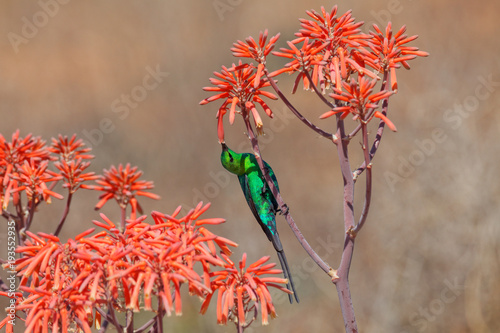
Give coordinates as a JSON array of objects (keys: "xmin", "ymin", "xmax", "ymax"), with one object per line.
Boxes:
[{"xmin": 1, "ymin": 0, "xmax": 499, "ymax": 332}]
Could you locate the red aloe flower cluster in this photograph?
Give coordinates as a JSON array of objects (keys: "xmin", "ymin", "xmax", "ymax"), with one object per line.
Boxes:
[
  {"xmin": 200, "ymin": 61, "xmax": 278, "ymax": 142},
  {"xmin": 202, "ymin": 5, "xmax": 428, "ymax": 135},
  {"xmin": 0, "ymin": 203, "xmax": 243, "ymax": 332},
  {"xmin": 89, "ymin": 163, "xmax": 160, "ymax": 221},
  {"xmin": 231, "ymin": 29, "xmax": 280, "ymax": 65},
  {"xmin": 49, "ymin": 134, "xmax": 94, "ymax": 161},
  {"xmin": 320, "ymin": 76, "xmax": 397, "ymax": 130},
  {"xmin": 0, "ymin": 132, "xmax": 97, "ymax": 211},
  {"xmin": 358, "ymin": 22, "xmax": 430, "ymax": 90},
  {"xmin": 0, "ymin": 131, "xmax": 104, "ymax": 240},
  {"xmin": 1, "ymin": 231, "xmax": 105, "ymax": 333},
  {"xmin": 231, "ymin": 29, "xmax": 280, "ymax": 89},
  {"xmin": 0, "ymin": 130, "xmax": 55, "ymax": 210},
  {"xmin": 10, "ymin": 160, "xmax": 62, "ymax": 206},
  {"xmin": 200, "ymin": 31, "xmax": 281, "ymax": 142},
  {"xmin": 50, "ymin": 134, "xmax": 97, "ymax": 194},
  {"xmin": 201, "ymin": 253, "xmax": 291, "ymax": 328},
  {"xmin": 270, "ymin": 37, "xmax": 328, "ymax": 93},
  {"xmin": 0, "ymin": 130, "xmax": 293, "ymax": 331},
  {"xmin": 272, "ymin": 6, "xmax": 376, "ymax": 92},
  {"xmin": 95, "ymin": 202, "xmax": 238, "ymax": 317},
  {"xmin": 296, "ymin": 7, "xmax": 367, "ymax": 48},
  {"xmin": 273, "ymin": 5, "xmax": 429, "ymax": 92}
]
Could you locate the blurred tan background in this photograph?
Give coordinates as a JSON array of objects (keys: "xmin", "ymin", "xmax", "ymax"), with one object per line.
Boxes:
[{"xmin": 1, "ymin": 0, "xmax": 500, "ymax": 332}]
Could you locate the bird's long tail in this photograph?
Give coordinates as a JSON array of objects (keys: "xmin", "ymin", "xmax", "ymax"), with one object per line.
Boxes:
[{"xmin": 276, "ymin": 249, "xmax": 299, "ymax": 304}]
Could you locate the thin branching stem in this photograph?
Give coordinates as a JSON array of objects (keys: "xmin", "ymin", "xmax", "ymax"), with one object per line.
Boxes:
[
  {"xmin": 97, "ymin": 296, "xmax": 122, "ymax": 331},
  {"xmin": 263, "ymin": 70, "xmax": 335, "ymax": 140},
  {"xmin": 54, "ymin": 191, "xmax": 73, "ymax": 236},
  {"xmin": 353, "ymin": 122, "xmax": 372, "ymax": 234},
  {"xmin": 134, "ymin": 317, "xmax": 155, "ymax": 333},
  {"xmin": 24, "ymin": 196, "xmax": 36, "ymax": 232},
  {"xmin": 125, "ymin": 309, "xmax": 134, "ymax": 333},
  {"xmin": 120, "ymin": 205, "xmax": 126, "ymax": 233},
  {"xmin": 15, "ymin": 195, "xmax": 25, "ymax": 231},
  {"xmin": 95, "ymin": 307, "xmax": 111, "ymax": 333},
  {"xmin": 332, "ymin": 115, "xmax": 358, "ymax": 333},
  {"xmin": 303, "ymin": 70, "xmax": 337, "ymax": 110},
  {"xmin": 1, "ymin": 209, "xmax": 15, "ymax": 220},
  {"xmin": 347, "ymin": 71, "xmax": 390, "ymax": 141},
  {"xmin": 352, "ymin": 71, "xmax": 391, "ymax": 181},
  {"xmin": 156, "ymin": 298, "xmax": 165, "ymax": 333},
  {"xmin": 74, "ymin": 317, "xmax": 87, "ymax": 332},
  {"xmin": 107, "ymin": 300, "xmax": 121, "ymax": 330}
]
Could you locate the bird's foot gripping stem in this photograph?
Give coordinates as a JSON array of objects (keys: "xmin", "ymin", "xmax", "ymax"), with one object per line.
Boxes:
[{"xmin": 278, "ymin": 204, "xmax": 289, "ymax": 216}]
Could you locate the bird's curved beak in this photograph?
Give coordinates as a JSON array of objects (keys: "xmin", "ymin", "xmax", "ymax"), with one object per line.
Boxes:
[{"xmin": 221, "ymin": 142, "xmax": 228, "ymax": 151}]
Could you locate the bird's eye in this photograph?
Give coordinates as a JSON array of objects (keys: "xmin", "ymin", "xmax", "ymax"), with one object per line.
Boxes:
[{"xmin": 229, "ymin": 153, "xmax": 233, "ymax": 163}]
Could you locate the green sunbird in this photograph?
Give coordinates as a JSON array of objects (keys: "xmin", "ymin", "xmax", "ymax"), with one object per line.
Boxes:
[{"xmin": 220, "ymin": 143, "xmax": 299, "ymax": 304}]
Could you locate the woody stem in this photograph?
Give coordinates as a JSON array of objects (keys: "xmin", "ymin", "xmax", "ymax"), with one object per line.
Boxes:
[
  {"xmin": 54, "ymin": 191, "xmax": 73, "ymax": 236},
  {"xmin": 353, "ymin": 122, "xmax": 372, "ymax": 234},
  {"xmin": 334, "ymin": 115, "xmax": 358, "ymax": 333}
]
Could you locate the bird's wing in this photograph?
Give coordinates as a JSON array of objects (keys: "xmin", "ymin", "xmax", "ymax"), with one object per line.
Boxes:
[
  {"xmin": 238, "ymin": 174, "xmax": 276, "ymax": 244},
  {"xmin": 264, "ymin": 161, "xmax": 279, "ymax": 191},
  {"xmin": 238, "ymin": 174, "xmax": 261, "ymax": 223},
  {"xmin": 263, "ymin": 161, "xmax": 280, "ymax": 212}
]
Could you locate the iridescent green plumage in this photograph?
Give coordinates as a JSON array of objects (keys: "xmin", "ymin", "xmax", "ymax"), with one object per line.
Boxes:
[{"xmin": 221, "ymin": 143, "xmax": 299, "ymax": 304}]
